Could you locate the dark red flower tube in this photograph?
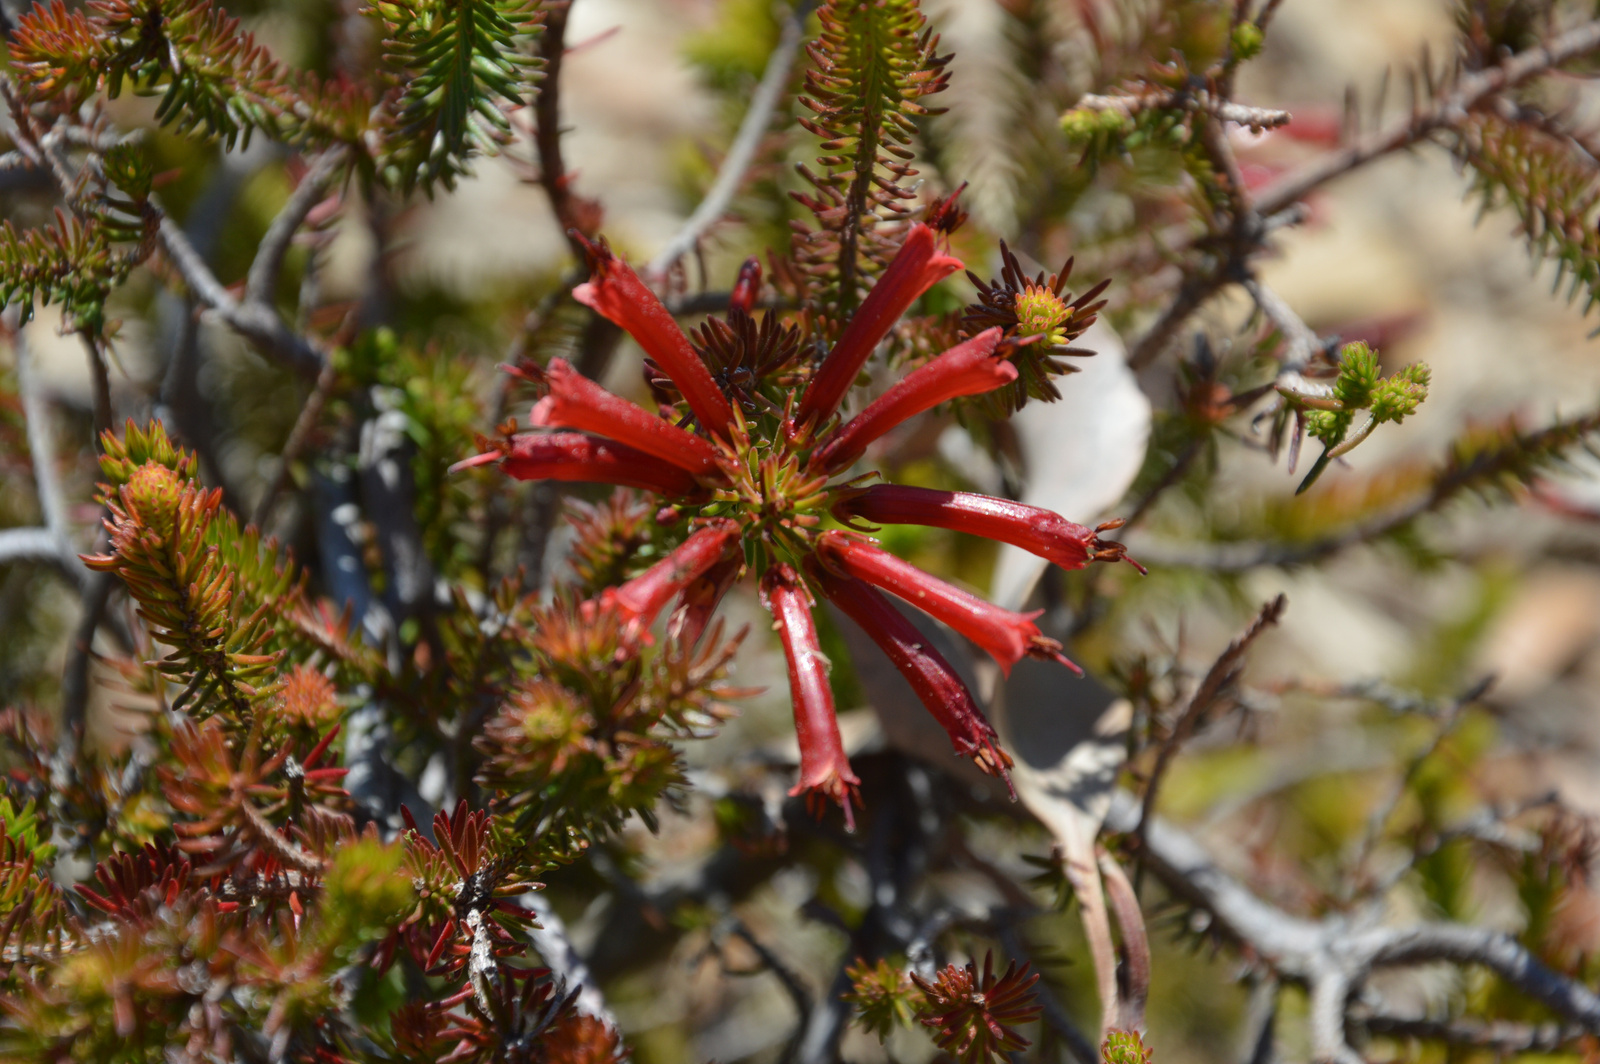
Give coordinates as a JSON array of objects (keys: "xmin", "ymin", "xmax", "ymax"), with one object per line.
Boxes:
[
  {"xmin": 529, "ymin": 359, "xmax": 723, "ymax": 478},
  {"xmin": 451, "ymin": 433, "xmax": 703, "ymax": 497},
  {"xmin": 811, "ymin": 328, "xmax": 1011, "ymax": 473},
  {"xmin": 611, "ymin": 521, "xmax": 740, "ymax": 629},
  {"xmin": 833, "ymin": 485, "xmax": 1102, "ymax": 570},
  {"xmin": 572, "ymin": 244, "xmax": 736, "ymax": 436},
  {"xmin": 811, "ymin": 561, "xmax": 1014, "ymax": 785},
  {"xmin": 796, "ymin": 224, "xmax": 963, "ymax": 428},
  {"xmin": 760, "ymin": 563, "xmax": 859, "ymax": 826},
  {"xmin": 729, "ymin": 256, "xmax": 762, "ymax": 315},
  {"xmin": 667, "ymin": 553, "xmax": 744, "ymax": 647},
  {"xmin": 815, "ymin": 531, "xmax": 1080, "ymax": 677}
]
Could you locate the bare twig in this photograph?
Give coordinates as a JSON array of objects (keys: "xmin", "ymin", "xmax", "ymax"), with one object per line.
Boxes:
[
  {"xmin": 1356, "ymin": 1009, "xmax": 1585, "ymax": 1053},
  {"xmin": 520, "ymin": 891, "xmax": 616, "ymax": 1026},
  {"xmin": 1104, "ymin": 791, "xmax": 1600, "ymax": 1057},
  {"xmin": 1253, "ymin": 18, "xmax": 1600, "ymax": 217},
  {"xmin": 15, "ymin": 322, "xmax": 85, "ymax": 582},
  {"xmin": 645, "ymin": 2, "xmax": 810, "ymax": 280},
  {"xmin": 534, "ymin": 2, "xmax": 600, "ymax": 261},
  {"xmin": 245, "ymin": 147, "xmax": 346, "ymax": 307},
  {"xmin": 157, "ymin": 215, "xmax": 325, "ymax": 379},
  {"xmin": 0, "ymin": 527, "xmax": 63, "ymax": 567},
  {"xmin": 1074, "ymin": 90, "xmax": 1291, "ymax": 133},
  {"xmin": 253, "ymin": 356, "xmax": 339, "ymax": 528},
  {"xmin": 1098, "ymin": 847, "xmax": 1151, "ymax": 1031},
  {"xmin": 1138, "ymin": 595, "xmax": 1287, "ymax": 841}
]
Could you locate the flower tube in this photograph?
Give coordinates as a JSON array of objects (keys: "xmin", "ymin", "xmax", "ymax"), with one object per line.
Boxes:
[
  {"xmin": 572, "ymin": 241, "xmax": 736, "ymax": 435},
  {"xmin": 760, "ymin": 564, "xmax": 859, "ymax": 826},
  {"xmin": 810, "ymin": 328, "xmax": 1010, "ymax": 473},
  {"xmin": 667, "ymin": 553, "xmax": 744, "ymax": 647},
  {"xmin": 833, "ymin": 485, "xmax": 1110, "ymax": 570},
  {"xmin": 816, "ymin": 531, "xmax": 1080, "ymax": 676},
  {"xmin": 811, "ymin": 561, "xmax": 1014, "ymax": 785},
  {"xmin": 611, "ymin": 521, "xmax": 740, "ymax": 629},
  {"xmin": 529, "ymin": 359, "xmax": 723, "ymax": 478},
  {"xmin": 796, "ymin": 224, "xmax": 963, "ymax": 428},
  {"xmin": 451, "ymin": 433, "xmax": 703, "ymax": 497}
]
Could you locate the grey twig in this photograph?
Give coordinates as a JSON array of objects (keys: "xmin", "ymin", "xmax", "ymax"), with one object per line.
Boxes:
[
  {"xmin": 15, "ymin": 323, "xmax": 86, "ymax": 583},
  {"xmin": 645, "ymin": 2, "xmax": 810, "ymax": 280},
  {"xmin": 157, "ymin": 215, "xmax": 326, "ymax": 379},
  {"xmin": 1072, "ymin": 90, "xmax": 1292, "ymax": 133},
  {"xmin": 1253, "ymin": 18, "xmax": 1600, "ymax": 217},
  {"xmin": 520, "ymin": 891, "xmax": 616, "ymax": 1026},
  {"xmin": 0, "ymin": 527, "xmax": 65, "ymax": 567},
  {"xmin": 1105, "ymin": 790, "xmax": 1600, "ymax": 1060},
  {"xmin": 245, "ymin": 147, "xmax": 346, "ymax": 307}
]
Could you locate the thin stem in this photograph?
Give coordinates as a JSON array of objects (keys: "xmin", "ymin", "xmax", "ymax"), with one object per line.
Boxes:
[
  {"xmin": 645, "ymin": 2, "xmax": 811, "ymax": 280},
  {"xmin": 245, "ymin": 146, "xmax": 346, "ymax": 307}
]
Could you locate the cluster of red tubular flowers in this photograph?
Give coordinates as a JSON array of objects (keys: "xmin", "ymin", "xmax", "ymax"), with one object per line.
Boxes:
[{"xmin": 456, "ymin": 221, "xmax": 1140, "ymax": 825}]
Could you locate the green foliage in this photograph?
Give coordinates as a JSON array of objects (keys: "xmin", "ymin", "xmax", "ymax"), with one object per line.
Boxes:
[
  {"xmin": 1103, "ymin": 1029, "xmax": 1155, "ymax": 1064},
  {"xmin": 9, "ymin": 0, "xmax": 365, "ymax": 149},
  {"xmin": 0, "ymin": 212, "xmax": 129, "ymax": 332},
  {"xmin": 373, "ymin": 0, "xmax": 545, "ymax": 192},
  {"xmin": 845, "ymin": 957, "xmax": 920, "ymax": 1039},
  {"xmin": 85, "ymin": 422, "xmax": 306, "ymax": 723},
  {"xmin": 1291, "ymin": 342, "xmax": 1432, "ymax": 491},
  {"xmin": 318, "ymin": 837, "xmax": 415, "ymax": 961},
  {"xmin": 793, "ymin": 0, "xmax": 950, "ymax": 326}
]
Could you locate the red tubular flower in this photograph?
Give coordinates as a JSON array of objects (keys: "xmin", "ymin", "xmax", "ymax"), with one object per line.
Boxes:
[
  {"xmin": 796, "ymin": 224, "xmax": 963, "ymax": 428},
  {"xmin": 611, "ymin": 521, "xmax": 741, "ymax": 629},
  {"xmin": 760, "ymin": 563, "xmax": 859, "ymax": 826},
  {"xmin": 811, "ymin": 561, "xmax": 1014, "ymax": 786},
  {"xmin": 529, "ymin": 359, "xmax": 723, "ymax": 478},
  {"xmin": 729, "ymin": 256, "xmax": 762, "ymax": 315},
  {"xmin": 452, "ymin": 433, "xmax": 705, "ymax": 497},
  {"xmin": 811, "ymin": 328, "xmax": 1011, "ymax": 473},
  {"xmin": 667, "ymin": 554, "xmax": 744, "ymax": 647},
  {"xmin": 816, "ymin": 531, "xmax": 1080, "ymax": 677},
  {"xmin": 572, "ymin": 243, "xmax": 736, "ymax": 436},
  {"xmin": 834, "ymin": 484, "xmax": 1105, "ymax": 570}
]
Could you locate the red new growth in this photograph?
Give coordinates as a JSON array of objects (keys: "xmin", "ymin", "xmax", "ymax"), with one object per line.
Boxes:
[
  {"xmin": 816, "ymin": 531, "xmax": 1081, "ymax": 677},
  {"xmin": 571, "ymin": 238, "xmax": 736, "ymax": 435},
  {"xmin": 812, "ymin": 328, "xmax": 1012, "ymax": 473},
  {"xmin": 812, "ymin": 562, "xmax": 1015, "ymax": 788},
  {"xmin": 530, "ymin": 358, "xmax": 723, "ymax": 478},
  {"xmin": 796, "ymin": 224, "xmax": 963, "ymax": 428},
  {"xmin": 761, "ymin": 564, "xmax": 860, "ymax": 827}
]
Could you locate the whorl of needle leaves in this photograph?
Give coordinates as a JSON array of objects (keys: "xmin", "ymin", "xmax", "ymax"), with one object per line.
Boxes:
[
  {"xmin": 84, "ymin": 421, "xmax": 307, "ymax": 725},
  {"xmin": 0, "ymin": 143, "xmax": 156, "ymax": 334},
  {"xmin": 7, "ymin": 0, "xmax": 544, "ymax": 191},
  {"xmin": 372, "ymin": 0, "xmax": 545, "ymax": 192},
  {"xmin": 1455, "ymin": 111, "xmax": 1600, "ymax": 317},
  {"xmin": 792, "ymin": 0, "xmax": 951, "ymax": 329}
]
